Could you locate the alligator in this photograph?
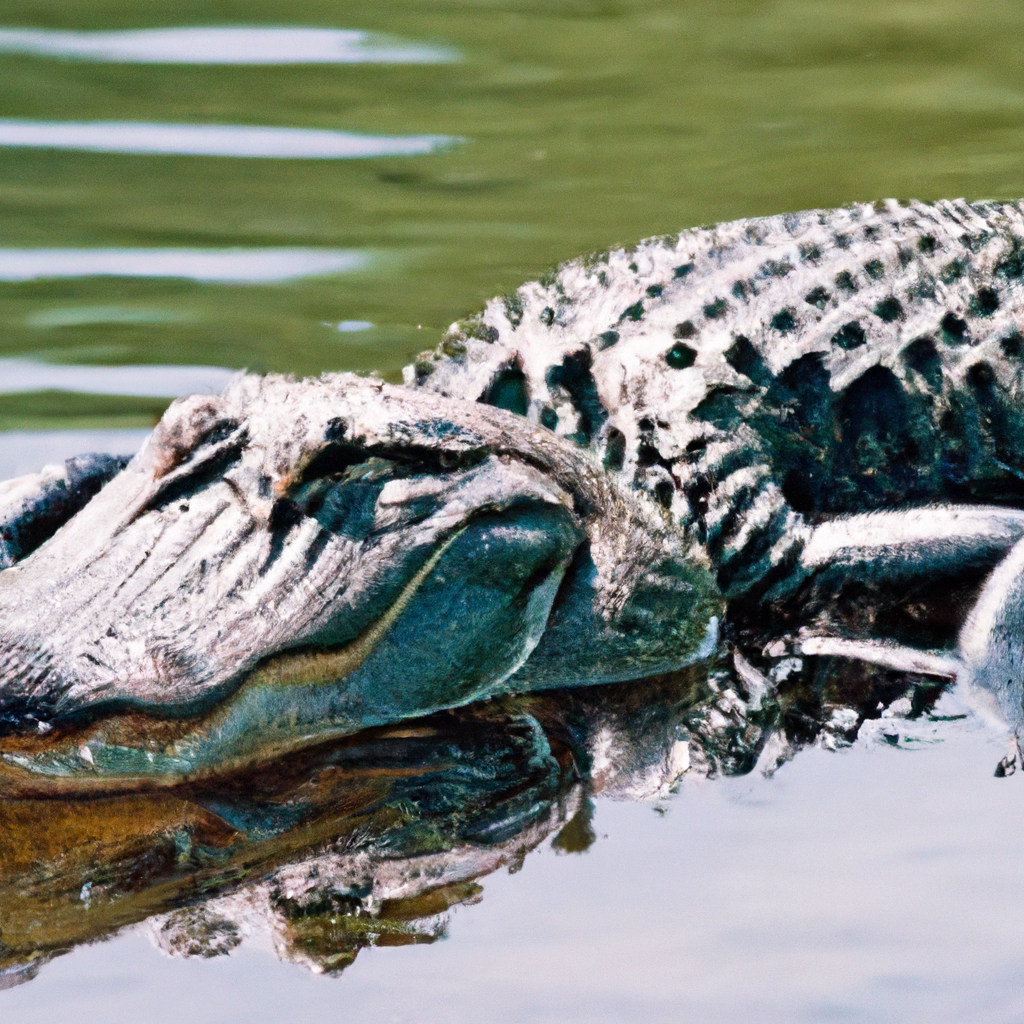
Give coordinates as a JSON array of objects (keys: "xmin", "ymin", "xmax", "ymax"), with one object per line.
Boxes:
[{"xmin": 4, "ymin": 197, "xmax": 1024, "ymax": 790}]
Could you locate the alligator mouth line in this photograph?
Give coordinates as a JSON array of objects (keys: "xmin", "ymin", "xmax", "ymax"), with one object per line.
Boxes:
[
  {"xmin": 0, "ymin": 525, "xmax": 471, "ymax": 796},
  {"xmin": 246, "ymin": 523, "xmax": 468, "ymax": 690}
]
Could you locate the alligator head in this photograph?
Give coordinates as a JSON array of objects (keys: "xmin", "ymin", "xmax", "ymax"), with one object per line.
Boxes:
[{"xmin": 0, "ymin": 374, "xmax": 721, "ymax": 788}]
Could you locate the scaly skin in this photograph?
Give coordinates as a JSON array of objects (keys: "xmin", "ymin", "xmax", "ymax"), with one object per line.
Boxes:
[{"xmin": 415, "ymin": 198, "xmax": 1024, "ymax": 599}]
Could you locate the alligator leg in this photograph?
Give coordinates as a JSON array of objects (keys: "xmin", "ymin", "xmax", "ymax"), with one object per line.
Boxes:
[
  {"xmin": 766, "ymin": 507, "xmax": 1024, "ymax": 736},
  {"xmin": 798, "ymin": 506, "xmax": 1024, "ymax": 582},
  {"xmin": 756, "ymin": 505, "xmax": 1024, "ymax": 664},
  {"xmin": 0, "ymin": 453, "xmax": 129, "ymax": 569},
  {"xmin": 754, "ymin": 504, "xmax": 1024, "ymax": 683}
]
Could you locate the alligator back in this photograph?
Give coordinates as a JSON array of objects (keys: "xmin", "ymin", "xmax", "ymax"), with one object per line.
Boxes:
[{"xmin": 412, "ymin": 199, "xmax": 1024, "ymax": 595}]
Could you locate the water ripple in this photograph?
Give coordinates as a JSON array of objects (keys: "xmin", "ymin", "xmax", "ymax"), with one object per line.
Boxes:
[
  {"xmin": 0, "ymin": 26, "xmax": 459, "ymax": 64},
  {"xmin": 0, "ymin": 359, "xmax": 236, "ymax": 398},
  {"xmin": 0, "ymin": 248, "xmax": 369, "ymax": 282},
  {"xmin": 0, "ymin": 120, "xmax": 460, "ymax": 158}
]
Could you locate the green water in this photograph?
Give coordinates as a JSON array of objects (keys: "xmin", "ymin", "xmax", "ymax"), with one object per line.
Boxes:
[{"xmin": 2, "ymin": 0, "xmax": 1024, "ymax": 430}]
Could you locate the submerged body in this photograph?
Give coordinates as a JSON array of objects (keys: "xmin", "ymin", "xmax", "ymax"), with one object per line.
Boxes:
[{"xmin": 4, "ymin": 198, "xmax": 1024, "ymax": 788}]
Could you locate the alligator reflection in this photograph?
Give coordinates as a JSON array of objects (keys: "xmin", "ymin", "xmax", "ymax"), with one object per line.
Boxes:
[{"xmin": 0, "ymin": 654, "xmax": 946, "ymax": 986}]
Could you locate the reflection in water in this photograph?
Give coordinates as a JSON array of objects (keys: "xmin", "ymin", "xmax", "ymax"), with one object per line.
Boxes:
[
  {"xmin": 0, "ymin": 27, "xmax": 459, "ymax": 65},
  {"xmin": 0, "ymin": 655, "xmax": 953, "ymax": 987},
  {"xmin": 0, "ymin": 121, "xmax": 460, "ymax": 160},
  {"xmin": 0, "ymin": 248, "xmax": 369, "ymax": 282},
  {"xmin": 0, "ymin": 360, "xmax": 235, "ymax": 398}
]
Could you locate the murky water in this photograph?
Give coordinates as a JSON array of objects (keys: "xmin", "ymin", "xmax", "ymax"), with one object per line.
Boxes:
[{"xmin": 5, "ymin": 0, "xmax": 1024, "ymax": 1019}]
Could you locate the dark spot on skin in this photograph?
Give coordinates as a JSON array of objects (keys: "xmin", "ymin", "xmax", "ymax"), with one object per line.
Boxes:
[
  {"xmin": 673, "ymin": 263, "xmax": 694, "ymax": 279},
  {"xmin": 646, "ymin": 284, "xmax": 664, "ymax": 298},
  {"xmin": 832, "ymin": 321, "xmax": 867, "ymax": 350},
  {"xmin": 940, "ymin": 260, "xmax": 965, "ymax": 284},
  {"xmin": 969, "ymin": 287, "xmax": 1000, "ymax": 317},
  {"xmin": 996, "ymin": 237, "xmax": 1024, "ymax": 279},
  {"xmin": 603, "ymin": 428, "xmax": 626, "ymax": 471},
  {"xmin": 967, "ymin": 362, "xmax": 996, "ymax": 390},
  {"xmin": 961, "ymin": 232, "xmax": 990, "ymax": 254},
  {"xmin": 540, "ymin": 307, "xmax": 555, "ymax": 327},
  {"xmin": 873, "ymin": 297, "xmax": 904, "ymax": 323},
  {"xmin": 799, "ymin": 243, "xmax": 822, "ymax": 263},
  {"xmin": 833, "ymin": 364, "xmax": 922, "ymax": 509},
  {"xmin": 674, "ymin": 321, "xmax": 697, "ymax": 339},
  {"xmin": 503, "ymin": 291, "xmax": 524, "ymax": 327},
  {"xmin": 480, "ymin": 364, "xmax": 529, "ymax": 417},
  {"xmin": 863, "ymin": 225, "xmax": 881, "ymax": 241},
  {"xmin": 441, "ymin": 337, "xmax": 467, "ymax": 358},
  {"xmin": 771, "ymin": 309, "xmax": 797, "ymax": 333},
  {"xmin": 725, "ymin": 335, "xmax": 772, "ymax": 386},
  {"xmin": 621, "ymin": 301, "xmax": 644, "ymax": 322},
  {"xmin": 757, "ymin": 354, "xmax": 833, "ymax": 512},
  {"xmin": 597, "ymin": 330, "xmax": 619, "ymax": 350},
  {"xmin": 864, "ymin": 259, "xmax": 885, "ymax": 281},
  {"xmin": 692, "ymin": 386, "xmax": 743, "ymax": 430},
  {"xmin": 834, "ymin": 234, "xmax": 852, "ymax": 249},
  {"xmin": 653, "ymin": 480, "xmax": 675, "ymax": 509},
  {"xmin": 262, "ymin": 498, "xmax": 306, "ymax": 573},
  {"xmin": 835, "ymin": 271, "xmax": 857, "ymax": 293},
  {"xmin": 545, "ymin": 349, "xmax": 608, "ymax": 442},
  {"xmin": 918, "ymin": 235, "xmax": 937, "ymax": 254},
  {"xmin": 703, "ymin": 298, "xmax": 728, "ymax": 320},
  {"xmin": 898, "ymin": 247, "xmax": 914, "ymax": 268},
  {"xmin": 466, "ymin": 323, "xmax": 499, "ymax": 343},
  {"xmin": 804, "ymin": 286, "xmax": 830, "ymax": 310},
  {"xmin": 761, "ymin": 259, "xmax": 793, "ymax": 278},
  {"xmin": 540, "ymin": 406, "xmax": 558, "ymax": 430},
  {"xmin": 628, "ymin": 262, "xmax": 639, "ymax": 273},
  {"xmin": 941, "ymin": 312, "xmax": 969, "ymax": 344},
  {"xmin": 1000, "ymin": 330, "xmax": 1024, "ymax": 358},
  {"xmin": 665, "ymin": 342, "xmax": 697, "ymax": 370},
  {"xmin": 732, "ymin": 280, "xmax": 748, "ymax": 300},
  {"xmin": 902, "ymin": 336, "xmax": 943, "ymax": 390},
  {"xmin": 958, "ymin": 356, "xmax": 1024, "ymax": 496},
  {"xmin": 635, "ymin": 443, "xmax": 658, "ymax": 470}
]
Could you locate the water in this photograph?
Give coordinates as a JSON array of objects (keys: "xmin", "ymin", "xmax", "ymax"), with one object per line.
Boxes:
[
  {"xmin": 1, "ymin": 689, "xmax": 1023, "ymax": 1024},
  {"xmin": 4, "ymin": 0, "xmax": 1024, "ymax": 1018}
]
